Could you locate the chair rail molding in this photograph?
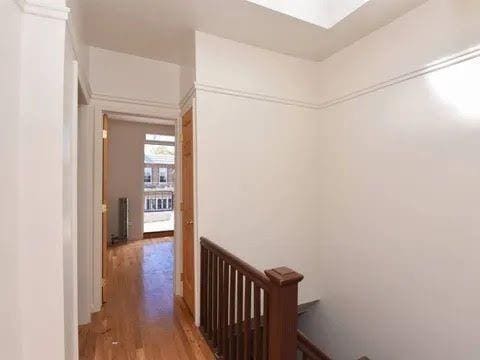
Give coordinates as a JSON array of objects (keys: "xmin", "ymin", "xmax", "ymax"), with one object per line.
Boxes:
[{"xmin": 15, "ymin": 0, "xmax": 70, "ymax": 20}]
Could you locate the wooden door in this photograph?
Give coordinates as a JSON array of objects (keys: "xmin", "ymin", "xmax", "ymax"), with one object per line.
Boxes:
[
  {"xmin": 182, "ymin": 108, "xmax": 195, "ymax": 316},
  {"xmin": 102, "ymin": 113, "xmax": 109, "ymax": 303}
]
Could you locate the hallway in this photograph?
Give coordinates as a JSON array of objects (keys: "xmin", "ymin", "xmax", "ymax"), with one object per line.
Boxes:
[{"xmin": 78, "ymin": 238, "xmax": 213, "ymax": 360}]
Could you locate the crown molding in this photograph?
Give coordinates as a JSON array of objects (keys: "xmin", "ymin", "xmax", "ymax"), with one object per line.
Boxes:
[
  {"xmin": 195, "ymin": 44, "xmax": 480, "ymax": 112},
  {"xmin": 316, "ymin": 43, "xmax": 480, "ymax": 110},
  {"xmin": 195, "ymin": 82, "xmax": 320, "ymax": 110},
  {"xmin": 15, "ymin": 0, "xmax": 70, "ymax": 21},
  {"xmin": 91, "ymin": 92, "xmax": 179, "ymax": 111}
]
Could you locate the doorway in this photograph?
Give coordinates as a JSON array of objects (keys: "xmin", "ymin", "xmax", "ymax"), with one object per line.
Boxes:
[{"xmin": 78, "ymin": 109, "xmax": 208, "ymax": 358}]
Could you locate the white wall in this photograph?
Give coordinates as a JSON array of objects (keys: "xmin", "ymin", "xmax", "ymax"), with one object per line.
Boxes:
[
  {"xmin": 300, "ymin": 0, "xmax": 480, "ymax": 359},
  {"xmin": 89, "ymin": 46, "xmax": 181, "ymax": 106},
  {"xmin": 63, "ymin": 33, "xmax": 79, "ymax": 360},
  {"xmin": 66, "ymin": 0, "xmax": 90, "ymax": 98},
  {"xmin": 313, "ymin": 0, "xmax": 480, "ymax": 105},
  {"xmin": 180, "ymin": 65, "xmax": 195, "ymax": 102},
  {"xmin": 194, "ymin": 0, "xmax": 480, "ymax": 357},
  {"xmin": 194, "ymin": 32, "xmax": 322, "ymax": 306},
  {"xmin": 77, "ymin": 104, "xmax": 94, "ymax": 326},
  {"xmin": 0, "ymin": 1, "xmax": 22, "ymax": 358},
  {"xmin": 195, "ymin": 31, "xmax": 320, "ymax": 104},
  {"xmin": 17, "ymin": 2, "xmax": 69, "ymax": 359},
  {"xmin": 302, "ymin": 54, "xmax": 480, "ymax": 360}
]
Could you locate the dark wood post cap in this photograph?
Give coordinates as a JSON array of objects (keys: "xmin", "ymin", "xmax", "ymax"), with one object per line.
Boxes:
[{"xmin": 265, "ymin": 266, "xmax": 304, "ymax": 286}]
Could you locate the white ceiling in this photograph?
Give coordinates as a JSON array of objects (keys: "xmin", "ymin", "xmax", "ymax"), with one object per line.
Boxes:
[{"xmin": 81, "ymin": 0, "xmax": 428, "ymax": 66}]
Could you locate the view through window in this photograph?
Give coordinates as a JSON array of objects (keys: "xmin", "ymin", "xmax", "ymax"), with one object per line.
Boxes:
[{"xmin": 144, "ymin": 134, "xmax": 175, "ymax": 233}]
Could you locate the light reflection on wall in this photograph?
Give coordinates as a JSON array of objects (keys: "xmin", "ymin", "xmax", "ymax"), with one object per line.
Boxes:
[{"xmin": 428, "ymin": 55, "xmax": 480, "ymax": 121}]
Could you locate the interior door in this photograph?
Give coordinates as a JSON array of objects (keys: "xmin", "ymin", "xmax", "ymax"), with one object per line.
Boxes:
[
  {"xmin": 182, "ymin": 108, "xmax": 195, "ymax": 316},
  {"xmin": 102, "ymin": 113, "xmax": 109, "ymax": 303}
]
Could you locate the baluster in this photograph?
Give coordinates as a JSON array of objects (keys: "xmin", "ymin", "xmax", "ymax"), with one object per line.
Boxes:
[
  {"xmin": 243, "ymin": 279, "xmax": 252, "ymax": 360},
  {"xmin": 212, "ymin": 254, "xmax": 218, "ymax": 348},
  {"xmin": 219, "ymin": 259, "xmax": 225, "ymax": 355},
  {"xmin": 200, "ymin": 246, "xmax": 206, "ymax": 330},
  {"xmin": 229, "ymin": 266, "xmax": 236, "ymax": 359},
  {"xmin": 262, "ymin": 292, "xmax": 269, "ymax": 360},
  {"xmin": 236, "ymin": 272, "xmax": 244, "ymax": 360},
  {"xmin": 253, "ymin": 285, "xmax": 261, "ymax": 359},
  {"xmin": 207, "ymin": 250, "xmax": 212, "ymax": 339},
  {"xmin": 222, "ymin": 262, "xmax": 229, "ymax": 359}
]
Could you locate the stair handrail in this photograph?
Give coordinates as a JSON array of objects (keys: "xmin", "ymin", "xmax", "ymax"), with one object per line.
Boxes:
[{"xmin": 200, "ymin": 236, "xmax": 303, "ymax": 360}]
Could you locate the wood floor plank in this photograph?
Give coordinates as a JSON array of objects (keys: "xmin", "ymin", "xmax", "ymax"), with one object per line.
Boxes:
[{"xmin": 78, "ymin": 238, "xmax": 213, "ymax": 360}]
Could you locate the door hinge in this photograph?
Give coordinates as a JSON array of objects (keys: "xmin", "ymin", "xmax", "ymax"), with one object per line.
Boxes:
[
  {"xmin": 102, "ymin": 203, "xmax": 107, "ymax": 213},
  {"xmin": 102, "ymin": 278, "xmax": 107, "ymax": 287},
  {"xmin": 180, "ymin": 202, "xmax": 184, "ymax": 211},
  {"xmin": 102, "ymin": 129, "xmax": 108, "ymax": 139},
  {"xmin": 180, "ymin": 133, "xmax": 183, "ymax": 142},
  {"xmin": 180, "ymin": 273, "xmax": 184, "ymax": 282}
]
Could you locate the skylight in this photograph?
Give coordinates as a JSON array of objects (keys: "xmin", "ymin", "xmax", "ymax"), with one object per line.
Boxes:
[{"xmin": 245, "ymin": 0, "xmax": 371, "ymax": 29}]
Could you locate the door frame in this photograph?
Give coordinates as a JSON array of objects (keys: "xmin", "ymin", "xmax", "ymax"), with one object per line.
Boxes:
[
  {"xmin": 91, "ymin": 101, "xmax": 186, "ymax": 313},
  {"xmin": 181, "ymin": 107, "xmax": 195, "ymax": 316}
]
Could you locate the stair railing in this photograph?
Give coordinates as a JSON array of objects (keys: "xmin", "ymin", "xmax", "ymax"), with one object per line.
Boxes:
[
  {"xmin": 200, "ymin": 237, "xmax": 370, "ymax": 360},
  {"xmin": 297, "ymin": 330, "xmax": 331, "ymax": 360},
  {"xmin": 200, "ymin": 237, "xmax": 303, "ymax": 360}
]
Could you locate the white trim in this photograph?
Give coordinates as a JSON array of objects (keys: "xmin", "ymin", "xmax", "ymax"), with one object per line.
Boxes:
[
  {"xmin": 174, "ymin": 115, "xmax": 183, "ymax": 297},
  {"xmin": 92, "ymin": 100, "xmax": 181, "ymax": 312},
  {"xmin": 91, "ymin": 92, "xmax": 179, "ymax": 110},
  {"xmin": 195, "ymin": 44, "xmax": 480, "ymax": 111},
  {"xmin": 179, "ymin": 86, "xmax": 196, "ymax": 111},
  {"xmin": 317, "ymin": 43, "xmax": 480, "ymax": 110},
  {"xmin": 69, "ymin": 60, "xmax": 80, "ymax": 360},
  {"xmin": 195, "ymin": 82, "xmax": 319, "ymax": 110},
  {"xmin": 191, "ymin": 98, "xmax": 201, "ymax": 326},
  {"xmin": 66, "ymin": 21, "xmax": 92, "ymax": 104},
  {"xmin": 15, "ymin": 0, "xmax": 70, "ymax": 20},
  {"xmin": 107, "ymin": 112, "xmax": 176, "ymax": 126}
]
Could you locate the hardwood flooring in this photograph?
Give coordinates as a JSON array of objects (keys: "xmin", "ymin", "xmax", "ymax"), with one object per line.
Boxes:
[{"xmin": 79, "ymin": 238, "xmax": 213, "ymax": 360}]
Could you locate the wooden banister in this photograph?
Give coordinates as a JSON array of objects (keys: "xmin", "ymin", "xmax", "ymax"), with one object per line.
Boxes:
[
  {"xmin": 200, "ymin": 237, "xmax": 366, "ymax": 360},
  {"xmin": 200, "ymin": 237, "xmax": 304, "ymax": 359},
  {"xmin": 297, "ymin": 330, "xmax": 331, "ymax": 360}
]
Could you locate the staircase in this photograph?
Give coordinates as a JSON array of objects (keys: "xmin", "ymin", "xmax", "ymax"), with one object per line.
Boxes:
[{"xmin": 199, "ymin": 237, "xmax": 370, "ymax": 360}]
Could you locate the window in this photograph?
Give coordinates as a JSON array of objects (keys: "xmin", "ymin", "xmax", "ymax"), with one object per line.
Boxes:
[
  {"xmin": 146, "ymin": 198, "xmax": 158, "ymax": 210},
  {"xmin": 159, "ymin": 167, "xmax": 168, "ymax": 183},
  {"xmin": 145, "ymin": 134, "xmax": 175, "ymax": 143},
  {"xmin": 144, "ymin": 194, "xmax": 174, "ymax": 212},
  {"xmin": 144, "ymin": 167, "xmax": 152, "ymax": 183}
]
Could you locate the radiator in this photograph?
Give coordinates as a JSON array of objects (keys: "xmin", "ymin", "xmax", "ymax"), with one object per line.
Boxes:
[{"xmin": 118, "ymin": 197, "xmax": 129, "ymax": 242}]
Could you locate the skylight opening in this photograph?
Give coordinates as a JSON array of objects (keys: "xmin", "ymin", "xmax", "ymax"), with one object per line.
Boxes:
[{"xmin": 245, "ymin": 0, "xmax": 372, "ymax": 29}]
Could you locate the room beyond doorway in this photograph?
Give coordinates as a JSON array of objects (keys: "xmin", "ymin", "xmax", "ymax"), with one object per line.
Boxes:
[{"xmin": 144, "ymin": 133, "xmax": 175, "ymax": 235}]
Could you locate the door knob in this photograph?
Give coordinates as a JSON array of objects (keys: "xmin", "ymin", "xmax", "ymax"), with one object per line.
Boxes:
[{"xmin": 187, "ymin": 220, "xmax": 194, "ymax": 225}]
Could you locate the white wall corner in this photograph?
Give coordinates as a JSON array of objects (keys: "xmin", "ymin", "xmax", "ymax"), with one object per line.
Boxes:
[
  {"xmin": 15, "ymin": 0, "xmax": 70, "ymax": 20},
  {"xmin": 180, "ymin": 86, "xmax": 196, "ymax": 114}
]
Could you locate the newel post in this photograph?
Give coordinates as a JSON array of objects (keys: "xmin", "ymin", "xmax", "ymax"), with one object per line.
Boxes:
[{"xmin": 265, "ymin": 266, "xmax": 304, "ymax": 360}]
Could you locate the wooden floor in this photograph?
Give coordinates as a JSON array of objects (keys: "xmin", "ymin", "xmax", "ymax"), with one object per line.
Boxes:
[{"xmin": 79, "ymin": 238, "xmax": 213, "ymax": 360}]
